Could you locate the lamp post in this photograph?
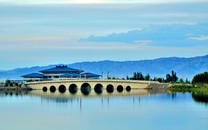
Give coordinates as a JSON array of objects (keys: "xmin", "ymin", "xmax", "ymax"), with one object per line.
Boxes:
[
  {"xmin": 79, "ymin": 67, "xmax": 81, "ymax": 79},
  {"xmin": 107, "ymin": 72, "xmax": 109, "ymax": 79}
]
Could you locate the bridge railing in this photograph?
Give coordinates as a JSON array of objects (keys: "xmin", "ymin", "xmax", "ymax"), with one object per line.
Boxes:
[{"xmin": 26, "ymin": 79, "xmax": 160, "ymax": 85}]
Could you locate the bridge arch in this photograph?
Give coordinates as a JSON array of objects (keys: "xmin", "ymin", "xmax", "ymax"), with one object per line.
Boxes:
[
  {"xmin": 59, "ymin": 85, "xmax": 66, "ymax": 93},
  {"xmin": 106, "ymin": 84, "xmax": 114, "ymax": 93},
  {"xmin": 126, "ymin": 86, "xmax": 131, "ymax": 92},
  {"xmin": 94, "ymin": 83, "xmax": 103, "ymax": 94},
  {"xmin": 50, "ymin": 85, "xmax": 56, "ymax": 93},
  {"xmin": 69, "ymin": 84, "xmax": 78, "ymax": 94},
  {"xmin": 81, "ymin": 83, "xmax": 91, "ymax": 95},
  {"xmin": 117, "ymin": 85, "xmax": 123, "ymax": 92},
  {"xmin": 42, "ymin": 86, "xmax": 47, "ymax": 92}
]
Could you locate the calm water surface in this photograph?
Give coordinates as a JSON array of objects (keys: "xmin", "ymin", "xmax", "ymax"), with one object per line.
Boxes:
[{"xmin": 0, "ymin": 89, "xmax": 207, "ymax": 130}]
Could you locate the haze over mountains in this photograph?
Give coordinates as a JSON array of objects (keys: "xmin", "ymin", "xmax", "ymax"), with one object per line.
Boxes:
[{"xmin": 0, "ymin": 55, "xmax": 208, "ymax": 80}]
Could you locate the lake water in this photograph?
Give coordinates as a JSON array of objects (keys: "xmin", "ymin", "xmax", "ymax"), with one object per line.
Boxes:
[{"xmin": 0, "ymin": 89, "xmax": 207, "ymax": 130}]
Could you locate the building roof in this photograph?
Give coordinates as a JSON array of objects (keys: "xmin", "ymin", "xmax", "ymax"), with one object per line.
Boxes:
[
  {"xmin": 60, "ymin": 73, "xmax": 80, "ymax": 78},
  {"xmin": 40, "ymin": 65, "xmax": 83, "ymax": 74},
  {"xmin": 81, "ymin": 72, "xmax": 101, "ymax": 77},
  {"xmin": 21, "ymin": 73, "xmax": 45, "ymax": 78}
]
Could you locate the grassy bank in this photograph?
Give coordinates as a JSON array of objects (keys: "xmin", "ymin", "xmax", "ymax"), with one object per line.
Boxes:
[
  {"xmin": 169, "ymin": 84, "xmax": 208, "ymax": 93},
  {"xmin": 169, "ymin": 84, "xmax": 208, "ymax": 103}
]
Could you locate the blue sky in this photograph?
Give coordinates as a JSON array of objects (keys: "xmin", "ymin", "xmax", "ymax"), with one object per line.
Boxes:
[{"xmin": 0, "ymin": 0, "xmax": 208, "ymax": 70}]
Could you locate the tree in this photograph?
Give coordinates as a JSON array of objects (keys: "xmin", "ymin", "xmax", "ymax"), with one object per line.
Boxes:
[
  {"xmin": 152, "ymin": 77, "xmax": 158, "ymax": 81},
  {"xmin": 131, "ymin": 72, "xmax": 144, "ymax": 80},
  {"xmin": 136, "ymin": 72, "xmax": 144, "ymax": 80},
  {"xmin": 179, "ymin": 78, "xmax": 184, "ymax": 83},
  {"xmin": 192, "ymin": 72, "xmax": 208, "ymax": 84},
  {"xmin": 157, "ymin": 78, "xmax": 163, "ymax": 83},
  {"xmin": 144, "ymin": 74, "xmax": 150, "ymax": 81},
  {"xmin": 165, "ymin": 70, "xmax": 178, "ymax": 83},
  {"xmin": 5, "ymin": 80, "xmax": 11, "ymax": 87},
  {"xmin": 166, "ymin": 74, "xmax": 172, "ymax": 83},
  {"xmin": 133, "ymin": 72, "xmax": 137, "ymax": 80},
  {"xmin": 185, "ymin": 78, "xmax": 190, "ymax": 83},
  {"xmin": 171, "ymin": 71, "xmax": 178, "ymax": 82}
]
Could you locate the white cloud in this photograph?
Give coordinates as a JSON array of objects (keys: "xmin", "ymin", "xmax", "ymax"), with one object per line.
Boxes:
[
  {"xmin": 81, "ymin": 23, "xmax": 208, "ymax": 47},
  {"xmin": 0, "ymin": 1, "xmax": 208, "ymax": 70},
  {"xmin": 188, "ymin": 36, "xmax": 208, "ymax": 41},
  {"xmin": 0, "ymin": 41, "xmax": 148, "ymax": 51},
  {"xmin": 133, "ymin": 40, "xmax": 152, "ymax": 45}
]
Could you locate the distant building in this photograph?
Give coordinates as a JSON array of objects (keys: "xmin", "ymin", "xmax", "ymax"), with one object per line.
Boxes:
[{"xmin": 21, "ymin": 65, "xmax": 101, "ymax": 81}]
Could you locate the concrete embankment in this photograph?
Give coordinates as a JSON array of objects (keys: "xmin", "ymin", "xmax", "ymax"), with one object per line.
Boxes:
[{"xmin": 148, "ymin": 82, "xmax": 171, "ymax": 89}]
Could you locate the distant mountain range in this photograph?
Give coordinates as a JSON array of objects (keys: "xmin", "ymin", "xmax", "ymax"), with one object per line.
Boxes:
[{"xmin": 0, "ymin": 55, "xmax": 208, "ymax": 80}]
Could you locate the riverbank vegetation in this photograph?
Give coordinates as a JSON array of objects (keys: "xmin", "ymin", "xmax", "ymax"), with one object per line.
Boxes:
[
  {"xmin": 126, "ymin": 70, "xmax": 190, "ymax": 83},
  {"xmin": 126, "ymin": 71, "xmax": 208, "ymax": 94},
  {"xmin": 192, "ymin": 72, "xmax": 208, "ymax": 84},
  {"xmin": 0, "ymin": 80, "xmax": 31, "ymax": 91},
  {"xmin": 127, "ymin": 71, "xmax": 207, "ymax": 85},
  {"xmin": 169, "ymin": 85, "xmax": 208, "ymax": 92},
  {"xmin": 169, "ymin": 85, "xmax": 208, "ymax": 104},
  {"xmin": 170, "ymin": 72, "xmax": 208, "ymax": 91},
  {"xmin": 168, "ymin": 71, "xmax": 208, "ymax": 103}
]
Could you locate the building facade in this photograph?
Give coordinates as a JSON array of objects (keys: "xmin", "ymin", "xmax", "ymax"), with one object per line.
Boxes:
[{"xmin": 22, "ymin": 65, "xmax": 101, "ymax": 81}]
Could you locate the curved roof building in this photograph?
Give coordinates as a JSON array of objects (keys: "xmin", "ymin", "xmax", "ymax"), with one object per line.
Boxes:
[
  {"xmin": 40, "ymin": 65, "xmax": 83, "ymax": 74},
  {"xmin": 21, "ymin": 65, "xmax": 101, "ymax": 81}
]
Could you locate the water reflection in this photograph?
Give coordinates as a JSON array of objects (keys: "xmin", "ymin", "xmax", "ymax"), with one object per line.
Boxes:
[
  {"xmin": 0, "ymin": 90, "xmax": 29, "ymax": 97},
  {"xmin": 1, "ymin": 89, "xmax": 208, "ymax": 130},
  {"xmin": 0, "ymin": 88, "xmax": 176, "ymax": 110},
  {"xmin": 25, "ymin": 89, "xmax": 159, "ymax": 111},
  {"xmin": 192, "ymin": 92, "xmax": 208, "ymax": 104},
  {"xmin": 25, "ymin": 88, "xmax": 167, "ymax": 105},
  {"xmin": 3, "ymin": 89, "xmax": 208, "ymax": 105},
  {"xmin": 0, "ymin": 88, "xmax": 167, "ymax": 99}
]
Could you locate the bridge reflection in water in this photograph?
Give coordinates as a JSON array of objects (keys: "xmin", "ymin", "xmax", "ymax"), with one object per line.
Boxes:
[
  {"xmin": 28, "ymin": 88, "xmax": 166, "ymax": 101},
  {"xmin": 0, "ymin": 88, "xmax": 167, "ymax": 112},
  {"xmin": 26, "ymin": 89, "xmax": 167, "ymax": 111}
]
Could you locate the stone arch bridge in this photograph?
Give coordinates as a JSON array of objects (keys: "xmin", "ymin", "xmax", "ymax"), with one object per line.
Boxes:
[{"xmin": 25, "ymin": 80, "xmax": 169, "ymax": 93}]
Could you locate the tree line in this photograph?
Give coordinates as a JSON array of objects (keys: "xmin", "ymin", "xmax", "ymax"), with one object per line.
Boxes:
[
  {"xmin": 126, "ymin": 70, "xmax": 190, "ymax": 83},
  {"xmin": 127, "ymin": 71, "xmax": 208, "ymax": 84}
]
